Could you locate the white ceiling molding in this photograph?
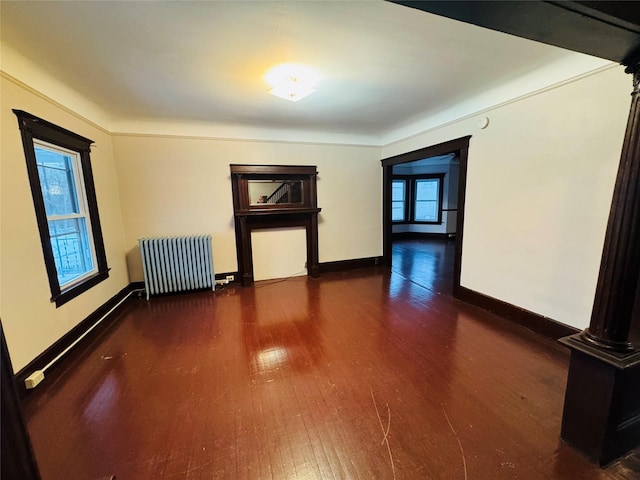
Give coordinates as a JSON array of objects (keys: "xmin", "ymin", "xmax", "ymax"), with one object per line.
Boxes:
[
  {"xmin": 381, "ymin": 55, "xmax": 615, "ymax": 146},
  {"xmin": 0, "ymin": 42, "xmax": 113, "ymax": 131}
]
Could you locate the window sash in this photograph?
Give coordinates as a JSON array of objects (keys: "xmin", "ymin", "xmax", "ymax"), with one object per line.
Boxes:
[
  {"xmin": 414, "ymin": 199, "xmax": 438, "ymax": 221},
  {"xmin": 392, "ymin": 175, "xmax": 443, "ymax": 224},
  {"xmin": 392, "ymin": 180, "xmax": 407, "ymax": 222},
  {"xmin": 413, "ymin": 178, "xmax": 441, "ymax": 222},
  {"xmin": 34, "ymin": 140, "xmax": 98, "ymax": 289}
]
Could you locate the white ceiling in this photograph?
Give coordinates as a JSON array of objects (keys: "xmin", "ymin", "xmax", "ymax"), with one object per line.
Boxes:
[{"xmin": 0, "ymin": 1, "xmax": 610, "ymax": 145}]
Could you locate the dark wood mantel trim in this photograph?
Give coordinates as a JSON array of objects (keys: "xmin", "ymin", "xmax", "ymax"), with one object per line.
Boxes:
[
  {"xmin": 229, "ymin": 164, "xmax": 317, "ymax": 176},
  {"xmin": 230, "ymin": 165, "xmax": 321, "ymax": 287},
  {"xmin": 234, "ymin": 207, "xmax": 321, "ymax": 217},
  {"xmin": 234, "ymin": 211, "xmax": 321, "ymax": 287}
]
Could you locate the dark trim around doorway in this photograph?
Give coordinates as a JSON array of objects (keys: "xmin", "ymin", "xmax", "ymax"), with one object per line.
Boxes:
[{"xmin": 381, "ymin": 136, "xmax": 471, "ymax": 297}]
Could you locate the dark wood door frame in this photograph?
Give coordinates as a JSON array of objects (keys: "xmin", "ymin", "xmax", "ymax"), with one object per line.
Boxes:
[
  {"xmin": 381, "ymin": 136, "xmax": 471, "ymax": 296},
  {"xmin": 1, "ymin": 320, "xmax": 42, "ymax": 480}
]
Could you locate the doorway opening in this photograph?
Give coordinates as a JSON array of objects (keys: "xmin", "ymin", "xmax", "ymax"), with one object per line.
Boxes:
[{"xmin": 381, "ymin": 136, "xmax": 470, "ymax": 297}]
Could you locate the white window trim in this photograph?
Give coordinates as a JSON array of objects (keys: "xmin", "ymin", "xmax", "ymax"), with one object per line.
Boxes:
[
  {"xmin": 34, "ymin": 140, "xmax": 98, "ymax": 289},
  {"xmin": 392, "ymin": 179, "xmax": 407, "ymax": 222},
  {"xmin": 413, "ymin": 178, "xmax": 441, "ymax": 222}
]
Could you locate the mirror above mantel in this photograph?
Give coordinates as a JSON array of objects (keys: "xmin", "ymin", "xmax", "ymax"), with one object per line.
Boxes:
[
  {"xmin": 230, "ymin": 164, "xmax": 320, "ymax": 215},
  {"xmin": 248, "ymin": 179, "xmax": 304, "ymax": 206},
  {"xmin": 229, "ymin": 164, "xmax": 321, "ymax": 286}
]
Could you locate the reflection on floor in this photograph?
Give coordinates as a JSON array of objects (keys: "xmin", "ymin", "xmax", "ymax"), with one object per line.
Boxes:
[
  {"xmin": 21, "ymin": 239, "xmax": 640, "ymax": 479},
  {"xmin": 392, "ymin": 237, "xmax": 456, "ymax": 294}
]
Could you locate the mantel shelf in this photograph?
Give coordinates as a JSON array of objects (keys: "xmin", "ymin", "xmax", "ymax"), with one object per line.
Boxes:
[{"xmin": 235, "ymin": 207, "xmax": 321, "ymax": 217}]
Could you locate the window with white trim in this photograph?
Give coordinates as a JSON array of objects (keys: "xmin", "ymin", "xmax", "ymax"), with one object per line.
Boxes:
[
  {"xmin": 414, "ymin": 178, "xmax": 440, "ymax": 222},
  {"xmin": 14, "ymin": 110, "xmax": 109, "ymax": 307}
]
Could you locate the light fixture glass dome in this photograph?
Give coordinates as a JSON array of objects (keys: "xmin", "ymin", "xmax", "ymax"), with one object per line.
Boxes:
[{"xmin": 265, "ymin": 64, "xmax": 319, "ymax": 102}]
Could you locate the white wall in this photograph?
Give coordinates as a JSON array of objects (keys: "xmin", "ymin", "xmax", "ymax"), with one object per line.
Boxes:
[
  {"xmin": 111, "ymin": 135, "xmax": 382, "ymax": 282},
  {"xmin": 0, "ymin": 76, "xmax": 129, "ymax": 371},
  {"xmin": 383, "ymin": 66, "xmax": 630, "ymax": 329}
]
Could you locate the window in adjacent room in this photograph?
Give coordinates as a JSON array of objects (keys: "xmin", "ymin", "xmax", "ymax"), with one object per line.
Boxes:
[
  {"xmin": 391, "ymin": 179, "xmax": 407, "ymax": 222},
  {"xmin": 414, "ymin": 177, "xmax": 441, "ymax": 222},
  {"xmin": 14, "ymin": 110, "xmax": 109, "ymax": 307}
]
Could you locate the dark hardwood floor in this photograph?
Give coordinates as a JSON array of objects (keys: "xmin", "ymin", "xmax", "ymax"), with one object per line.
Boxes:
[
  {"xmin": 20, "ymin": 239, "xmax": 640, "ymax": 479},
  {"xmin": 391, "ymin": 237, "xmax": 456, "ymax": 294}
]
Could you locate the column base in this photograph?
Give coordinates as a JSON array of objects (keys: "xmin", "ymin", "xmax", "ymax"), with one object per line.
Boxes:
[
  {"xmin": 559, "ymin": 334, "xmax": 640, "ymax": 466},
  {"xmin": 582, "ymin": 329, "xmax": 635, "ymax": 352}
]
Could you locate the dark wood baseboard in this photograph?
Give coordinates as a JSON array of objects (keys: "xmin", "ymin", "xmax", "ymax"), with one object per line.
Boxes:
[
  {"xmin": 455, "ymin": 285, "xmax": 579, "ymax": 340},
  {"xmin": 392, "ymin": 232, "xmax": 455, "ymax": 240},
  {"xmin": 318, "ymin": 256, "xmax": 384, "ymax": 274},
  {"xmin": 15, "ymin": 283, "xmax": 142, "ymax": 397}
]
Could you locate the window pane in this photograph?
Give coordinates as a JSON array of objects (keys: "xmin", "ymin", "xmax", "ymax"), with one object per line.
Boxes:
[
  {"xmin": 392, "ymin": 204, "xmax": 405, "ymax": 221},
  {"xmin": 415, "ymin": 200, "xmax": 438, "ymax": 221},
  {"xmin": 414, "ymin": 178, "xmax": 440, "ymax": 222},
  {"xmin": 35, "ymin": 146, "xmax": 80, "ymax": 216},
  {"xmin": 415, "ymin": 179, "xmax": 438, "ymax": 201},
  {"xmin": 392, "ymin": 181, "xmax": 405, "ymax": 201},
  {"xmin": 48, "ymin": 218, "xmax": 94, "ymax": 286},
  {"xmin": 392, "ymin": 180, "xmax": 406, "ymax": 222}
]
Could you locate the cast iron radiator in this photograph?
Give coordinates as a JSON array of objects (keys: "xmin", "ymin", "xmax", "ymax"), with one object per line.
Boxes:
[{"xmin": 139, "ymin": 235, "xmax": 214, "ymax": 300}]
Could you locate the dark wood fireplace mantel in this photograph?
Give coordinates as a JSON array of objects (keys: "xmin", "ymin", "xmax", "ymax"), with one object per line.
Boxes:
[{"xmin": 230, "ymin": 165, "xmax": 321, "ymax": 287}]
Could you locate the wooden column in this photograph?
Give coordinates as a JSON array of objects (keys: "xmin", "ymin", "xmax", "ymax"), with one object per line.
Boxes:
[
  {"xmin": 583, "ymin": 60, "xmax": 640, "ymax": 352},
  {"xmin": 560, "ymin": 59, "xmax": 640, "ymax": 466}
]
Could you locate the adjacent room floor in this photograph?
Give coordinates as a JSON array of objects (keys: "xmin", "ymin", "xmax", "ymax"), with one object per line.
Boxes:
[{"xmin": 21, "ymin": 239, "xmax": 640, "ymax": 479}]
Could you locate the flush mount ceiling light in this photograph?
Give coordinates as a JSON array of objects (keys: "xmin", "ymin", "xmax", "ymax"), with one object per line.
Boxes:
[
  {"xmin": 268, "ymin": 78, "xmax": 316, "ymax": 102},
  {"xmin": 265, "ymin": 63, "xmax": 319, "ymax": 103}
]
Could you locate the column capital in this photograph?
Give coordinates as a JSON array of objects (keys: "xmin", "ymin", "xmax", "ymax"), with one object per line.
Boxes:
[{"xmin": 624, "ymin": 57, "xmax": 640, "ymax": 94}]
